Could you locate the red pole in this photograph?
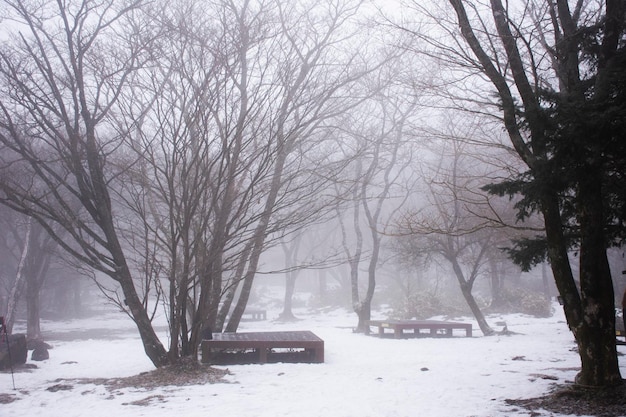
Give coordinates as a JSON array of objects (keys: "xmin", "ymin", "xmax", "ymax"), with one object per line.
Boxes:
[{"xmin": 622, "ymin": 290, "xmax": 626, "ymax": 342}]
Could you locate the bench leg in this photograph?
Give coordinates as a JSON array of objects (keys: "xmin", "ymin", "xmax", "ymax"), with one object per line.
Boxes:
[{"xmin": 310, "ymin": 347, "xmax": 324, "ymax": 363}]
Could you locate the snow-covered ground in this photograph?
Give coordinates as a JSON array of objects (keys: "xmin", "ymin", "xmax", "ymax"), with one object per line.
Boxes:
[{"xmin": 2, "ymin": 302, "xmax": 625, "ymax": 417}]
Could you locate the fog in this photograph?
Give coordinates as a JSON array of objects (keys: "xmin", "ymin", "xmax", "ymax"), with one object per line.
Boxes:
[{"xmin": 0, "ymin": 0, "xmax": 625, "ymax": 399}]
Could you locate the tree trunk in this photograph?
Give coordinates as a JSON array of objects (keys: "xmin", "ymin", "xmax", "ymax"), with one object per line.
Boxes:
[
  {"xmin": 279, "ymin": 235, "xmax": 301, "ymax": 321},
  {"xmin": 168, "ymin": 270, "xmax": 181, "ymax": 361},
  {"xmin": 539, "ymin": 185, "xmax": 621, "ymax": 385},
  {"xmin": 349, "ymin": 256, "xmax": 363, "ymax": 331},
  {"xmin": 318, "ymin": 269, "xmax": 327, "ymax": 305},
  {"xmin": 541, "ymin": 193, "xmax": 582, "ymax": 318},
  {"xmin": 216, "ymin": 283, "xmax": 237, "ymax": 332},
  {"xmin": 26, "ymin": 284, "xmax": 41, "ymax": 341},
  {"xmin": 450, "ymin": 256, "xmax": 494, "ymax": 335},
  {"xmin": 279, "ymin": 273, "xmax": 297, "ymax": 321},
  {"xmin": 354, "ymin": 233, "xmax": 381, "ymax": 334},
  {"xmin": 489, "ymin": 258, "xmax": 504, "ymax": 308},
  {"xmin": 5, "ymin": 220, "xmax": 32, "ymax": 334},
  {"xmin": 118, "ymin": 271, "xmax": 170, "ymax": 367},
  {"xmin": 26, "ymin": 243, "xmax": 50, "ymax": 341},
  {"xmin": 573, "ymin": 168, "xmax": 621, "ymax": 386},
  {"xmin": 459, "ymin": 283, "xmax": 492, "ymax": 335},
  {"xmin": 541, "ymin": 263, "xmax": 551, "ymax": 301},
  {"xmin": 72, "ymin": 279, "xmax": 82, "ymax": 317},
  {"xmin": 355, "ymin": 300, "xmax": 372, "ymax": 333},
  {"xmin": 226, "ymin": 221, "xmax": 271, "ymax": 333},
  {"xmin": 348, "ymin": 184, "xmax": 364, "ymax": 332},
  {"xmin": 225, "ymin": 268, "xmax": 255, "ymax": 333}
]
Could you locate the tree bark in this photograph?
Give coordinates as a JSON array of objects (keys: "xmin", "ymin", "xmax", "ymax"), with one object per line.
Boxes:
[
  {"xmin": 573, "ymin": 166, "xmax": 621, "ymax": 386},
  {"xmin": 118, "ymin": 271, "xmax": 170, "ymax": 367}
]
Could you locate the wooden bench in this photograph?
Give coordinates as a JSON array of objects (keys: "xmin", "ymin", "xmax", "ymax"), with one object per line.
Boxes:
[
  {"xmin": 241, "ymin": 309, "xmax": 267, "ymax": 321},
  {"xmin": 368, "ymin": 319, "xmax": 473, "ymax": 338},
  {"xmin": 201, "ymin": 330, "xmax": 324, "ymax": 365}
]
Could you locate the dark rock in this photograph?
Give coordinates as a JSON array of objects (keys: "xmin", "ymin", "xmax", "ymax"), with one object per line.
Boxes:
[
  {"xmin": 31, "ymin": 345, "xmax": 49, "ymax": 361},
  {"xmin": 30, "ymin": 339, "xmax": 51, "ymax": 361},
  {"xmin": 0, "ymin": 334, "xmax": 28, "ymax": 369},
  {"xmin": 27, "ymin": 339, "xmax": 52, "ymax": 350}
]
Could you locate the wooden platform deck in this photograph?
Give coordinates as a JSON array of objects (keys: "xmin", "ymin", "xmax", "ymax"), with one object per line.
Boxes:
[
  {"xmin": 201, "ymin": 330, "xmax": 324, "ymax": 365},
  {"xmin": 368, "ymin": 319, "xmax": 473, "ymax": 338}
]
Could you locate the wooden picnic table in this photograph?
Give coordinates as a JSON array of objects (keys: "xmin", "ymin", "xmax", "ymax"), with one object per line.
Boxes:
[
  {"xmin": 368, "ymin": 319, "xmax": 473, "ymax": 338},
  {"xmin": 201, "ymin": 330, "xmax": 324, "ymax": 365}
]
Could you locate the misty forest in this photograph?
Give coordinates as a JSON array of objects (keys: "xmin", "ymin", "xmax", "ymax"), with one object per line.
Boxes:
[{"xmin": 1, "ymin": 0, "xmax": 625, "ymax": 404}]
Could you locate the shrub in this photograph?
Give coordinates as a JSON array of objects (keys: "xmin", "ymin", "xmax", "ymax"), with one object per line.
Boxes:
[
  {"xmin": 491, "ymin": 286, "xmax": 552, "ymax": 317},
  {"xmin": 390, "ymin": 291, "xmax": 469, "ymax": 319}
]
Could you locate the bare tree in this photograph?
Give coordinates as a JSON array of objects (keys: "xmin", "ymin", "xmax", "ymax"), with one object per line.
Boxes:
[
  {"xmin": 0, "ymin": 0, "xmax": 395, "ymax": 367},
  {"xmin": 396, "ymin": 138, "xmax": 500, "ymax": 335},
  {"xmin": 222, "ymin": 0, "xmax": 388, "ymax": 332},
  {"xmin": 336, "ymin": 84, "xmax": 418, "ymax": 332},
  {"xmin": 119, "ymin": 0, "xmax": 382, "ymax": 353},
  {"xmin": 0, "ymin": 0, "xmax": 170, "ymax": 367}
]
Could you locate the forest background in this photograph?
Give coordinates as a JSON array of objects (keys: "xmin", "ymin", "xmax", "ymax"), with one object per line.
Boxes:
[{"xmin": 0, "ymin": 0, "xmax": 625, "ymax": 389}]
